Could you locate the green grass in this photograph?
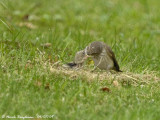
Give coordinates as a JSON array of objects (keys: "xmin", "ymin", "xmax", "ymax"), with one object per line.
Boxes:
[{"xmin": 0, "ymin": 0, "xmax": 160, "ymax": 119}]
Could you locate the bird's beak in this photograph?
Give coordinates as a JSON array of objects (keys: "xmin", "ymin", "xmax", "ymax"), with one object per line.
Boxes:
[
  {"xmin": 84, "ymin": 47, "xmax": 88, "ymax": 55},
  {"xmin": 85, "ymin": 47, "xmax": 91, "ymax": 56},
  {"xmin": 85, "ymin": 54, "xmax": 93, "ymax": 59},
  {"xmin": 83, "ymin": 54, "xmax": 89, "ymax": 60}
]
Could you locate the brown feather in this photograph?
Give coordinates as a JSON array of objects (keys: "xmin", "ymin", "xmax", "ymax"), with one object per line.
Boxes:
[{"xmin": 104, "ymin": 44, "xmax": 121, "ymax": 72}]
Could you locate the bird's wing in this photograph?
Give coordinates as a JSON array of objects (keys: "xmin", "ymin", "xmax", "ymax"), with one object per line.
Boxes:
[{"xmin": 104, "ymin": 44, "xmax": 121, "ymax": 72}]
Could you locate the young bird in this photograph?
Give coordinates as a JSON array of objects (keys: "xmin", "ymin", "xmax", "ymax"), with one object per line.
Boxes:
[
  {"xmin": 85, "ymin": 41, "xmax": 122, "ymax": 72},
  {"xmin": 66, "ymin": 50, "xmax": 88, "ymax": 68}
]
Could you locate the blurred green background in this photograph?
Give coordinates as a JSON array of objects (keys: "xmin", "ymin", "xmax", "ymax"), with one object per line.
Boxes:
[{"xmin": 0, "ymin": 0, "xmax": 160, "ymax": 120}]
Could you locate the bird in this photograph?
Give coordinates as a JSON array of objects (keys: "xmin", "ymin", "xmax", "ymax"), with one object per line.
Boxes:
[
  {"xmin": 65, "ymin": 50, "xmax": 88, "ymax": 68},
  {"xmin": 85, "ymin": 41, "xmax": 122, "ymax": 72},
  {"xmin": 74, "ymin": 50, "xmax": 88, "ymax": 67}
]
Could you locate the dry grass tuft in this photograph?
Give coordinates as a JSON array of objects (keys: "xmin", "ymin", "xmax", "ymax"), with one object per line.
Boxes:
[
  {"xmin": 37, "ymin": 50, "xmax": 160, "ymax": 86},
  {"xmin": 48, "ymin": 62, "xmax": 160, "ymax": 86}
]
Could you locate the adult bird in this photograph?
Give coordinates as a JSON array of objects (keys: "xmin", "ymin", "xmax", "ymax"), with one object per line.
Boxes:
[{"xmin": 85, "ymin": 41, "xmax": 122, "ymax": 72}]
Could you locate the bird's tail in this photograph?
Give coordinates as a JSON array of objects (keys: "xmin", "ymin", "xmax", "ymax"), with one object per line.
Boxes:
[
  {"xmin": 66, "ymin": 62, "xmax": 77, "ymax": 68},
  {"xmin": 113, "ymin": 59, "xmax": 122, "ymax": 72}
]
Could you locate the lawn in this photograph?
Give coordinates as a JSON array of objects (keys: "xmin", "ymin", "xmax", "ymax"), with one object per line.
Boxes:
[{"xmin": 0, "ymin": 0, "xmax": 160, "ymax": 120}]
